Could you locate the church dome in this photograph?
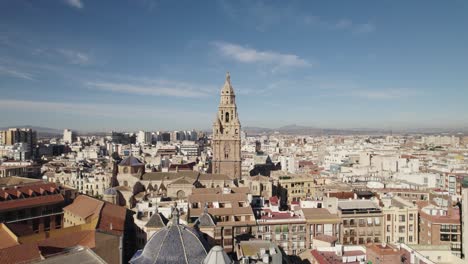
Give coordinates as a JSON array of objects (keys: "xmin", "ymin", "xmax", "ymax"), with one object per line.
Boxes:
[
  {"xmin": 130, "ymin": 208, "xmax": 211, "ymax": 264},
  {"xmin": 203, "ymin": 246, "xmax": 233, "ymax": 264},
  {"xmin": 103, "ymin": 187, "xmax": 118, "ymax": 196},
  {"xmin": 119, "ymin": 156, "xmax": 144, "ymax": 167}
]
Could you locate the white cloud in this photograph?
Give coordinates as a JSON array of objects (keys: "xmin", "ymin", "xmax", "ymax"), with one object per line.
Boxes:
[
  {"xmin": 86, "ymin": 79, "xmax": 213, "ymax": 98},
  {"xmin": 334, "ymin": 19, "xmax": 353, "ymax": 30},
  {"xmin": 353, "ymin": 89, "xmax": 407, "ymax": 99},
  {"xmin": 303, "ymin": 16, "xmax": 375, "ymax": 34},
  {"xmin": 58, "ymin": 49, "xmax": 90, "ymax": 65},
  {"xmin": 0, "ymin": 99, "xmax": 211, "ymax": 120},
  {"xmin": 64, "ymin": 0, "xmax": 83, "ymax": 9},
  {"xmin": 354, "ymin": 23, "xmax": 376, "ymax": 34},
  {"xmin": 0, "ymin": 66, "xmax": 34, "ymax": 80},
  {"xmin": 213, "ymin": 41, "xmax": 312, "ymax": 68}
]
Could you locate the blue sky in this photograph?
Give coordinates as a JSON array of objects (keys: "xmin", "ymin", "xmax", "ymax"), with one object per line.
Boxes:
[{"xmin": 1, "ymin": 0, "xmax": 467, "ymax": 132}]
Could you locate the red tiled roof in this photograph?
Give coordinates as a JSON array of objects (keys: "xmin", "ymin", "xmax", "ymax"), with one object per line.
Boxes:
[
  {"xmin": 97, "ymin": 202, "xmax": 127, "ymax": 236},
  {"xmin": 0, "ymin": 182, "xmax": 59, "ymax": 202},
  {"xmin": 0, "ymin": 243, "xmax": 41, "ymax": 264},
  {"xmin": 0, "ymin": 194, "xmax": 64, "ymax": 212},
  {"xmin": 0, "ymin": 225, "xmax": 18, "ymax": 250},
  {"xmin": 63, "ymin": 195, "xmax": 103, "ymax": 220},
  {"xmin": 38, "ymin": 230, "xmax": 95, "ymax": 257},
  {"xmin": 328, "ymin": 191, "xmax": 354, "ymax": 199}
]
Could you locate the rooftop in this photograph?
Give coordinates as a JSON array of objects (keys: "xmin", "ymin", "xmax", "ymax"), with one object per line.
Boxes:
[{"xmin": 63, "ymin": 195, "xmax": 104, "ymax": 220}]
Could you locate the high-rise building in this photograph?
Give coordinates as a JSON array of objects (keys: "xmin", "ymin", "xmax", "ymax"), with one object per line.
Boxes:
[
  {"xmin": 0, "ymin": 128, "xmax": 36, "ymax": 146},
  {"xmin": 0, "ymin": 128, "xmax": 37, "ymax": 159},
  {"xmin": 63, "ymin": 128, "xmax": 75, "ymax": 144},
  {"xmin": 137, "ymin": 131, "xmax": 152, "ymax": 145},
  {"xmin": 211, "ymin": 72, "xmax": 242, "ymax": 179}
]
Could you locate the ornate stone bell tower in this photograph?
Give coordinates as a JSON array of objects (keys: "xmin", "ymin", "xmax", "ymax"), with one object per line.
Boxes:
[{"xmin": 211, "ymin": 72, "xmax": 242, "ymax": 179}]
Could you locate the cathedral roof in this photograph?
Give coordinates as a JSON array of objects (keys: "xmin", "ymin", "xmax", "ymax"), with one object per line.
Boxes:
[
  {"xmin": 203, "ymin": 246, "xmax": 233, "ymax": 264},
  {"xmin": 220, "ymin": 72, "xmax": 235, "ymax": 95},
  {"xmin": 119, "ymin": 156, "xmax": 144, "ymax": 167},
  {"xmin": 131, "ymin": 208, "xmax": 210, "ymax": 264},
  {"xmin": 145, "ymin": 211, "xmax": 168, "ymax": 229},
  {"xmin": 195, "ymin": 204, "xmax": 216, "ymax": 227}
]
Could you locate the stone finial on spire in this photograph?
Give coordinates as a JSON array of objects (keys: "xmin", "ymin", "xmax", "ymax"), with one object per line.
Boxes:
[
  {"xmin": 226, "ymin": 71, "xmax": 230, "ymax": 83},
  {"xmin": 171, "ymin": 206, "xmax": 180, "ymax": 225},
  {"xmin": 204, "ymin": 202, "xmax": 209, "ymax": 214}
]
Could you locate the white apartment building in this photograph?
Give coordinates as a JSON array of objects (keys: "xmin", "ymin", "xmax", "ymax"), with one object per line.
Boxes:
[
  {"xmin": 63, "ymin": 129, "xmax": 75, "ymax": 144},
  {"xmin": 137, "ymin": 131, "xmax": 153, "ymax": 145},
  {"xmin": 279, "ymin": 155, "xmax": 296, "ymax": 174},
  {"xmin": 392, "ymin": 172, "xmax": 439, "ymax": 188}
]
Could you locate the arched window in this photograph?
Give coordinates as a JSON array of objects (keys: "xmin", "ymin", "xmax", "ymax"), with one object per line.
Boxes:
[{"xmin": 225, "ymin": 112, "xmax": 230, "ymax": 122}]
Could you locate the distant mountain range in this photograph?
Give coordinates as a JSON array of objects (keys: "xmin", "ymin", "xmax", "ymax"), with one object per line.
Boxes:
[
  {"xmin": 243, "ymin": 124, "xmax": 468, "ymax": 136},
  {"xmin": 1, "ymin": 124, "xmax": 466, "ymax": 137},
  {"xmin": 0, "ymin": 126, "xmax": 63, "ymax": 136}
]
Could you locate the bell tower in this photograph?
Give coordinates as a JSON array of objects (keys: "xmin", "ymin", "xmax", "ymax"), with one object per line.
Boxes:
[{"xmin": 212, "ymin": 72, "xmax": 242, "ymax": 179}]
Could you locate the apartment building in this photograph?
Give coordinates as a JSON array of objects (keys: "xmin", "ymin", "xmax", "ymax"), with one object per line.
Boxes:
[
  {"xmin": 187, "ymin": 188, "xmax": 256, "ymax": 253},
  {"xmin": 252, "ymin": 208, "xmax": 307, "ymax": 256},
  {"xmin": 302, "ymin": 208, "xmax": 341, "ymax": 249},
  {"xmin": 278, "ymin": 175, "xmax": 320, "ymax": 203},
  {"xmin": 0, "ymin": 177, "xmax": 69, "ymax": 234},
  {"xmin": 418, "ymin": 202, "xmax": 462, "ymax": 257},
  {"xmin": 382, "ymin": 195, "xmax": 419, "ymax": 244},
  {"xmin": 337, "ymin": 200, "xmax": 384, "ymax": 245}
]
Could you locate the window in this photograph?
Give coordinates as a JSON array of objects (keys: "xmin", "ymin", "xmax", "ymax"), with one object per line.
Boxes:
[
  {"xmin": 440, "ymin": 234, "xmax": 450, "ymax": 241},
  {"xmin": 409, "ymin": 236, "xmax": 413, "ymax": 243},
  {"xmin": 359, "ymin": 219, "xmax": 366, "ymax": 226},
  {"xmin": 387, "ymin": 215, "xmax": 391, "ymax": 221},
  {"xmin": 399, "ymin": 215, "xmax": 406, "ymax": 222},
  {"xmin": 409, "ymin": 214, "xmax": 414, "ymax": 221},
  {"xmin": 386, "ymin": 225, "xmax": 391, "ymax": 232},
  {"xmin": 399, "ymin": 226, "xmax": 406, "ymax": 233},
  {"xmin": 409, "ymin": 225, "xmax": 413, "ymax": 232}
]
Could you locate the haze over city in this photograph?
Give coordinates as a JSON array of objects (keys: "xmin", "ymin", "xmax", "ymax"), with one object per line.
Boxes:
[{"xmin": 1, "ymin": 0, "xmax": 468, "ymax": 131}]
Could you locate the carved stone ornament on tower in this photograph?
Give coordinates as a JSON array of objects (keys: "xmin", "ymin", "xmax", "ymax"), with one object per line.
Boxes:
[{"xmin": 211, "ymin": 72, "xmax": 242, "ymax": 179}]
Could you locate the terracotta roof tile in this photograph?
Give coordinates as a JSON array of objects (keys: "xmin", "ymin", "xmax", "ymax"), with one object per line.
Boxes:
[
  {"xmin": 0, "ymin": 243, "xmax": 41, "ymax": 264},
  {"xmin": 96, "ymin": 203, "xmax": 127, "ymax": 236},
  {"xmin": 63, "ymin": 195, "xmax": 104, "ymax": 220},
  {"xmin": 37, "ymin": 230, "xmax": 96, "ymax": 257},
  {"xmin": 0, "ymin": 194, "xmax": 64, "ymax": 212},
  {"xmin": 0, "ymin": 224, "xmax": 18, "ymax": 250}
]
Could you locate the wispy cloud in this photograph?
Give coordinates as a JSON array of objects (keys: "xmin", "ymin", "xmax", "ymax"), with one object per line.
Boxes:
[
  {"xmin": 0, "ymin": 66, "xmax": 34, "ymax": 80},
  {"xmin": 304, "ymin": 16, "xmax": 376, "ymax": 34},
  {"xmin": 64, "ymin": 0, "xmax": 83, "ymax": 9},
  {"xmin": 57, "ymin": 49, "xmax": 91, "ymax": 65},
  {"xmin": 352, "ymin": 89, "xmax": 414, "ymax": 99},
  {"xmin": 0, "ymin": 99, "xmax": 212, "ymax": 120},
  {"xmin": 86, "ymin": 79, "xmax": 215, "ymax": 98},
  {"xmin": 218, "ymin": 1, "xmax": 375, "ymax": 34},
  {"xmin": 213, "ymin": 41, "xmax": 312, "ymax": 69},
  {"xmin": 353, "ymin": 23, "xmax": 376, "ymax": 34}
]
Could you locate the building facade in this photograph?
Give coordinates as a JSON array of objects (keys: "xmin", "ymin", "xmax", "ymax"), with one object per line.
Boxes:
[
  {"xmin": 382, "ymin": 196, "xmax": 419, "ymax": 244},
  {"xmin": 212, "ymin": 73, "xmax": 242, "ymax": 179}
]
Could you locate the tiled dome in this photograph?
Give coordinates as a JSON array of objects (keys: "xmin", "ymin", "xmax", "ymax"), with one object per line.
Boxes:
[{"xmin": 130, "ymin": 208, "xmax": 210, "ymax": 264}]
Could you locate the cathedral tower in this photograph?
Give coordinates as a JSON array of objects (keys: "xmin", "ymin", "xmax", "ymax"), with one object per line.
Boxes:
[{"xmin": 212, "ymin": 72, "xmax": 242, "ymax": 179}]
